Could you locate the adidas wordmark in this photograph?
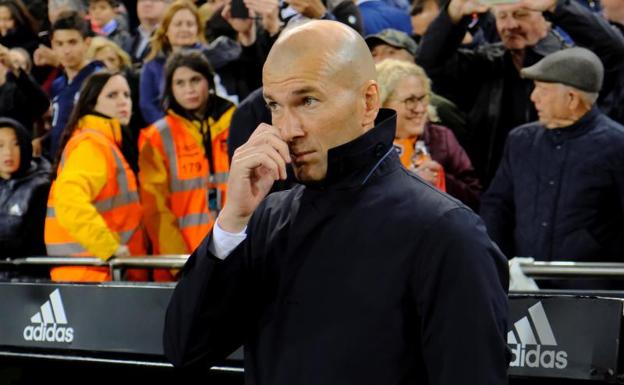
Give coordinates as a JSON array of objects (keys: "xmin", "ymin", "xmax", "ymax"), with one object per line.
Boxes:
[
  {"xmin": 23, "ymin": 289, "xmax": 74, "ymax": 343},
  {"xmin": 507, "ymin": 301, "xmax": 568, "ymax": 369}
]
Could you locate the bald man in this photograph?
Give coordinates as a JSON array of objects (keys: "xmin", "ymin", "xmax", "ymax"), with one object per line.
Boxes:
[{"xmin": 164, "ymin": 20, "xmax": 509, "ymax": 385}]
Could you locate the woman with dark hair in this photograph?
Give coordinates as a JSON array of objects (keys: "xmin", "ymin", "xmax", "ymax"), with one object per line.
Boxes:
[
  {"xmin": 45, "ymin": 71, "xmax": 147, "ymax": 282},
  {"xmin": 0, "ymin": 0, "xmax": 39, "ymax": 54},
  {"xmin": 0, "ymin": 117, "xmax": 50, "ymax": 262},
  {"xmin": 139, "ymin": 50, "xmax": 234, "ymax": 263}
]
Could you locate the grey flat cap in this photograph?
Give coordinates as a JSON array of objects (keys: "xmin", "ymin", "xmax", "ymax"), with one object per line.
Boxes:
[
  {"xmin": 520, "ymin": 47, "xmax": 604, "ymax": 93},
  {"xmin": 365, "ymin": 29, "xmax": 419, "ymax": 58}
]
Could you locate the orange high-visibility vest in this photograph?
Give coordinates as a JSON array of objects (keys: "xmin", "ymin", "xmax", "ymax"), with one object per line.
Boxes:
[
  {"xmin": 45, "ymin": 129, "xmax": 146, "ymax": 282},
  {"xmin": 394, "ymin": 137, "xmax": 446, "ymax": 192},
  {"xmin": 143, "ymin": 114, "xmax": 229, "ymax": 252}
]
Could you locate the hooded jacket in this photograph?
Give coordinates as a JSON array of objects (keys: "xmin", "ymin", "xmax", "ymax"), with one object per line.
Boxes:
[
  {"xmin": 0, "ymin": 118, "xmax": 51, "ymax": 258},
  {"xmin": 45, "ymin": 114, "xmax": 145, "ymax": 262}
]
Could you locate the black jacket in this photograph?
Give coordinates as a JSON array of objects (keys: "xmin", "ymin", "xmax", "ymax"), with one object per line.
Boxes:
[
  {"xmin": 417, "ymin": 0, "xmax": 624, "ymax": 186},
  {"xmin": 0, "ymin": 70, "xmax": 51, "ymax": 135},
  {"xmin": 0, "ymin": 157, "xmax": 51, "ymax": 258},
  {"xmin": 164, "ymin": 109, "xmax": 509, "ymax": 385},
  {"xmin": 481, "ymin": 107, "xmax": 624, "ymax": 264}
]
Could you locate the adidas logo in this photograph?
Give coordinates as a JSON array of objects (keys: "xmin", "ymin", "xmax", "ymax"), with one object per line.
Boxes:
[
  {"xmin": 23, "ymin": 289, "xmax": 74, "ymax": 343},
  {"xmin": 507, "ymin": 301, "xmax": 567, "ymax": 369}
]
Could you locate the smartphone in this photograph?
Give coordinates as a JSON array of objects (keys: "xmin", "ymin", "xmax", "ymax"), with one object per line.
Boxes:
[{"xmin": 231, "ymin": 0, "xmax": 250, "ymax": 19}]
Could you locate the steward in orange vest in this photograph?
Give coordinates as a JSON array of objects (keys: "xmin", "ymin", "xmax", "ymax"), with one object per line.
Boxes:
[
  {"xmin": 139, "ymin": 102, "xmax": 233, "ymax": 255},
  {"xmin": 45, "ymin": 114, "xmax": 147, "ymax": 282},
  {"xmin": 138, "ymin": 51, "xmax": 235, "ymax": 260}
]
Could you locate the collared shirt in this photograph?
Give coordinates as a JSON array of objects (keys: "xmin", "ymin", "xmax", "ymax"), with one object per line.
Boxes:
[{"xmin": 134, "ymin": 24, "xmax": 153, "ymax": 60}]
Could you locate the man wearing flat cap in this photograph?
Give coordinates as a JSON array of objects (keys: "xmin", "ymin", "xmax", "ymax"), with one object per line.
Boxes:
[
  {"xmin": 417, "ymin": 0, "xmax": 624, "ymax": 187},
  {"xmin": 481, "ymin": 47, "xmax": 624, "ymax": 288}
]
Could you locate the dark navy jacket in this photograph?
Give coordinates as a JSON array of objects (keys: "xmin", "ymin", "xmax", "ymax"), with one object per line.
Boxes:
[
  {"xmin": 481, "ymin": 107, "xmax": 624, "ymax": 263},
  {"xmin": 164, "ymin": 109, "xmax": 509, "ymax": 385},
  {"xmin": 48, "ymin": 61, "xmax": 104, "ymax": 159}
]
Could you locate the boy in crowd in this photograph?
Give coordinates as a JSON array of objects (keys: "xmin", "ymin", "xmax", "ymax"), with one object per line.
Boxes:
[{"xmin": 46, "ymin": 11, "xmax": 104, "ymax": 159}]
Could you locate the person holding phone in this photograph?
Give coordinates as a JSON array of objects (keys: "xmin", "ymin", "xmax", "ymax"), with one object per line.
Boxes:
[{"xmin": 417, "ymin": 0, "xmax": 624, "ymax": 187}]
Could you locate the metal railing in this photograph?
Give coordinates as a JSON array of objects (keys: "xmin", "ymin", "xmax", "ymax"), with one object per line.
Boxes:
[
  {"xmin": 4, "ymin": 257, "xmax": 624, "ymax": 281},
  {"xmin": 518, "ymin": 260, "xmax": 624, "ymax": 279},
  {"xmin": 0, "ymin": 255, "xmax": 190, "ymax": 281}
]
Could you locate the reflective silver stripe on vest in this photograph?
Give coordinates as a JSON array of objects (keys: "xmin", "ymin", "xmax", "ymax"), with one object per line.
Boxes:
[
  {"xmin": 155, "ymin": 117, "xmax": 211, "ymax": 192},
  {"xmin": 210, "ymin": 172, "xmax": 229, "ymax": 184},
  {"xmin": 119, "ymin": 229, "xmax": 136, "ymax": 244},
  {"xmin": 46, "ymin": 242, "xmax": 88, "ymax": 255},
  {"xmin": 47, "ymin": 129, "xmax": 140, "ymax": 255},
  {"xmin": 93, "ymin": 191, "xmax": 139, "ymax": 211},
  {"xmin": 46, "ymin": 232, "xmax": 136, "ymax": 256},
  {"xmin": 177, "ymin": 212, "xmax": 211, "ymax": 229}
]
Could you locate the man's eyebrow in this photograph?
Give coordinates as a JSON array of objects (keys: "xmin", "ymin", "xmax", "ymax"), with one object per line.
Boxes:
[
  {"xmin": 291, "ymin": 87, "xmax": 317, "ymax": 96},
  {"xmin": 263, "ymin": 86, "xmax": 320, "ymax": 103}
]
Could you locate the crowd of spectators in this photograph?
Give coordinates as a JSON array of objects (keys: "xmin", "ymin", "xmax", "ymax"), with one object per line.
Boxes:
[{"xmin": 0, "ymin": 0, "xmax": 623, "ymax": 286}]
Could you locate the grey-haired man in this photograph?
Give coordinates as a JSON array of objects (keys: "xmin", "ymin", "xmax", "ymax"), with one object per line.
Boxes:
[{"xmin": 481, "ymin": 47, "xmax": 624, "ymax": 288}]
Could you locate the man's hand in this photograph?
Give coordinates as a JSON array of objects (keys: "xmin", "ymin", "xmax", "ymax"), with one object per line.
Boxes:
[
  {"xmin": 222, "ymin": 0, "xmax": 257, "ymax": 46},
  {"xmin": 32, "ymin": 138, "xmax": 43, "ymax": 157},
  {"xmin": 245, "ymin": 0, "xmax": 281, "ymax": 35},
  {"xmin": 218, "ymin": 123, "xmax": 291, "ymax": 233},
  {"xmin": 34, "ymin": 44, "xmax": 61, "ymax": 68},
  {"xmin": 414, "ymin": 159, "xmax": 443, "ymax": 185},
  {"xmin": 0, "ymin": 44, "xmax": 12, "ymax": 68},
  {"xmin": 447, "ymin": 0, "xmax": 489, "ymax": 24},
  {"xmin": 285, "ymin": 0, "xmax": 327, "ymax": 19},
  {"xmin": 113, "ymin": 244, "xmax": 131, "ymax": 258}
]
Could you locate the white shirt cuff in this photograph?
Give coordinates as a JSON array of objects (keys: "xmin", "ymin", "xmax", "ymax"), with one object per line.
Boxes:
[{"xmin": 208, "ymin": 220, "xmax": 247, "ymax": 260}]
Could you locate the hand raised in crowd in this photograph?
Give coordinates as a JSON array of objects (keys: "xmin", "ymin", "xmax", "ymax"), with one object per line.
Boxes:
[
  {"xmin": 0, "ymin": 44, "xmax": 13, "ymax": 72},
  {"xmin": 33, "ymin": 44, "xmax": 61, "ymax": 68},
  {"xmin": 32, "ymin": 138, "xmax": 43, "ymax": 157},
  {"xmin": 245, "ymin": 0, "xmax": 281, "ymax": 36},
  {"xmin": 217, "ymin": 123, "xmax": 291, "ymax": 233},
  {"xmin": 447, "ymin": 0, "xmax": 489, "ymax": 24},
  {"xmin": 222, "ymin": 0, "xmax": 257, "ymax": 46},
  {"xmin": 413, "ymin": 159, "xmax": 443, "ymax": 185},
  {"xmin": 285, "ymin": 0, "xmax": 327, "ymax": 19}
]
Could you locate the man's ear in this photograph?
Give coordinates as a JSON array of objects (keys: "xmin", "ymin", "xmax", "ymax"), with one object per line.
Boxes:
[
  {"xmin": 84, "ymin": 37, "xmax": 92, "ymax": 47},
  {"xmin": 362, "ymin": 80, "xmax": 380, "ymax": 129},
  {"xmin": 568, "ymin": 89, "xmax": 581, "ymax": 111}
]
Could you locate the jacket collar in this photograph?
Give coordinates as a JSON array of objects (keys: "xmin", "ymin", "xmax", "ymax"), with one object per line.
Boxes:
[
  {"xmin": 76, "ymin": 113, "xmax": 122, "ymax": 146},
  {"xmin": 306, "ymin": 108, "xmax": 399, "ymax": 190},
  {"xmin": 546, "ymin": 105, "xmax": 602, "ymax": 142}
]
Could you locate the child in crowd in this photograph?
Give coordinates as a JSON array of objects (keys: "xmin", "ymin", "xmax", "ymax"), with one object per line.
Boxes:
[
  {"xmin": 0, "ymin": 118, "xmax": 51, "ymax": 260},
  {"xmin": 87, "ymin": 0, "xmax": 129, "ymax": 47}
]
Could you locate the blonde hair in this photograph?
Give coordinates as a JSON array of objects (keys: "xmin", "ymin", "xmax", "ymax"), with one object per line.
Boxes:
[
  {"xmin": 375, "ymin": 59, "xmax": 432, "ymax": 106},
  {"xmin": 146, "ymin": 0, "xmax": 206, "ymax": 61},
  {"xmin": 86, "ymin": 36, "xmax": 131, "ymax": 70}
]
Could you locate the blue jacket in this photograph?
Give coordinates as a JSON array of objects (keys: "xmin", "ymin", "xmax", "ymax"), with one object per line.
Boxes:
[
  {"xmin": 357, "ymin": 0, "xmax": 412, "ymax": 35},
  {"xmin": 49, "ymin": 61, "xmax": 104, "ymax": 158},
  {"xmin": 139, "ymin": 39, "xmax": 244, "ymax": 124},
  {"xmin": 481, "ymin": 107, "xmax": 624, "ymax": 263}
]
